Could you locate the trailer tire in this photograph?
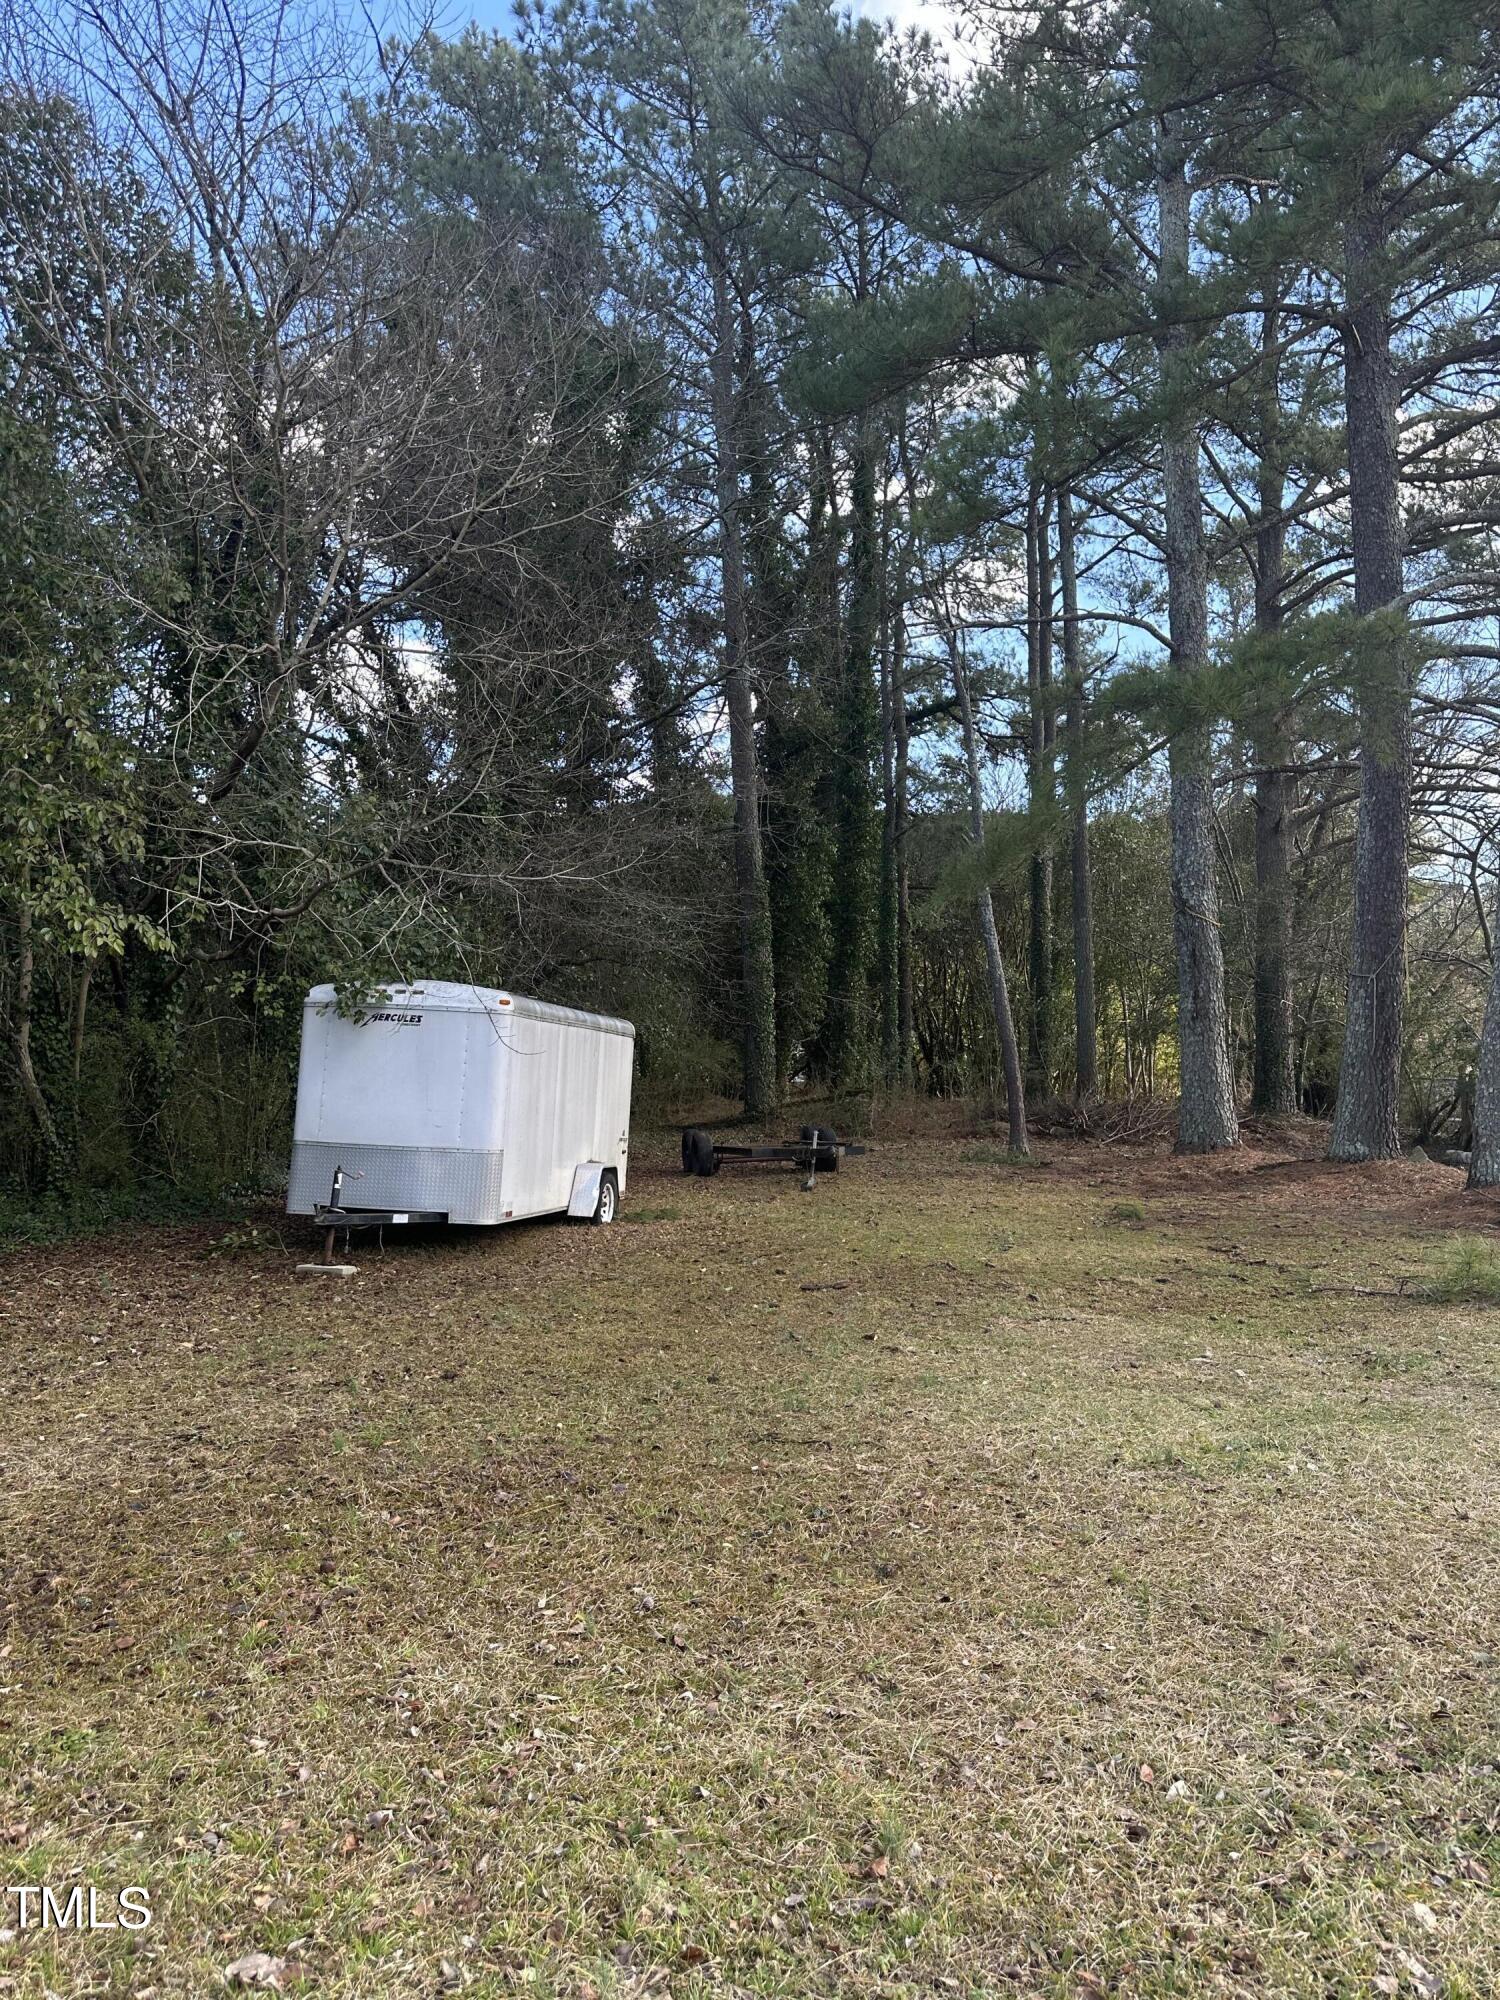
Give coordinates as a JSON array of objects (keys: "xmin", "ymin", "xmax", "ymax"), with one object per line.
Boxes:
[
  {"xmin": 592, "ymin": 1171, "xmax": 618, "ymax": 1225},
  {"xmin": 797, "ymin": 1124, "xmax": 839, "ymax": 1173},
  {"xmin": 684, "ymin": 1128, "xmax": 717, "ymax": 1177}
]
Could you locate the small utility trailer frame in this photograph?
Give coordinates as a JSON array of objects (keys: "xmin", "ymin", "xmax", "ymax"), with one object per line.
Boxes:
[
  {"xmin": 301, "ymin": 1164, "xmax": 442, "ymax": 1269},
  {"xmin": 681, "ymin": 1125, "xmax": 866, "ymax": 1191}
]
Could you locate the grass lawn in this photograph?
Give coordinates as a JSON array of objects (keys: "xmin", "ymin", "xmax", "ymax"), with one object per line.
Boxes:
[{"xmin": 1, "ymin": 1114, "xmax": 1497, "ymax": 1998}]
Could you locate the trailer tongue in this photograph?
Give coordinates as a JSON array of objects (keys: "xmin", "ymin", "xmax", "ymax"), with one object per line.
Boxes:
[{"xmin": 680, "ymin": 1125, "xmax": 867, "ymax": 1191}]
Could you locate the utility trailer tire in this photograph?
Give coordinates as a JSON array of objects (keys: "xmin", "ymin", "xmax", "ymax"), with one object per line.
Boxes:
[
  {"xmin": 683, "ymin": 1128, "xmax": 717, "ymax": 1177},
  {"xmin": 592, "ymin": 1172, "xmax": 618, "ymax": 1224},
  {"xmin": 799, "ymin": 1123, "xmax": 840, "ymax": 1174}
]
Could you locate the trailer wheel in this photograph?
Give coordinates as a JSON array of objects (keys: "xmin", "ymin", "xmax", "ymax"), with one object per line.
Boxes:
[
  {"xmin": 684, "ymin": 1128, "xmax": 717, "ymax": 1177},
  {"xmin": 592, "ymin": 1171, "xmax": 618, "ymax": 1224},
  {"xmin": 812, "ymin": 1125, "xmax": 840, "ymax": 1173}
]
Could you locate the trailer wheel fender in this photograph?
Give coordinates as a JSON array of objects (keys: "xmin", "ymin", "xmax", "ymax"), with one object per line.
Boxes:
[{"xmin": 568, "ymin": 1162, "xmax": 611, "ymax": 1220}]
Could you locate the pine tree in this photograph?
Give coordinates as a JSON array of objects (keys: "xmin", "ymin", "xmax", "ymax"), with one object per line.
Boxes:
[
  {"xmin": 533, "ymin": 0, "xmax": 792, "ymax": 1113},
  {"xmin": 1288, "ymin": 2, "xmax": 1500, "ymax": 1160},
  {"xmin": 1153, "ymin": 97, "xmax": 1239, "ymax": 1151},
  {"xmin": 1205, "ymin": 0, "xmax": 1500, "ymax": 1156}
]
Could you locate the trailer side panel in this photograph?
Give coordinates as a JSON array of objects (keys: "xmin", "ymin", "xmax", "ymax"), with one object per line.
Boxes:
[{"xmin": 500, "ymin": 1014, "xmax": 631, "ymax": 1217}]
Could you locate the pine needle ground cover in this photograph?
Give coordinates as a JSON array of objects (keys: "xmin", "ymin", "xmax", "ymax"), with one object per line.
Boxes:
[{"xmin": 1, "ymin": 1125, "xmax": 1496, "ymax": 1998}]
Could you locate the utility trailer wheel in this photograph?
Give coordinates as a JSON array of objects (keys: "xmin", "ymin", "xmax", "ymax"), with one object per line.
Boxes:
[
  {"xmin": 801, "ymin": 1124, "xmax": 840, "ymax": 1172},
  {"xmin": 683, "ymin": 1128, "xmax": 717, "ymax": 1177},
  {"xmin": 592, "ymin": 1171, "xmax": 618, "ymax": 1224}
]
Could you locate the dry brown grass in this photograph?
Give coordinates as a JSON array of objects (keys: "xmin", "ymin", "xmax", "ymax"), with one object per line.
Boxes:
[{"xmin": 0, "ymin": 1119, "xmax": 1497, "ymax": 1998}]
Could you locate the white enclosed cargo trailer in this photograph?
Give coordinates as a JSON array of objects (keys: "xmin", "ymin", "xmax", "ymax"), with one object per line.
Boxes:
[{"xmin": 286, "ymin": 981, "xmax": 634, "ymax": 1228}]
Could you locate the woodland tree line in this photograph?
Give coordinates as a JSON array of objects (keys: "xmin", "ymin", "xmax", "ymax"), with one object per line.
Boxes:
[{"xmin": 4, "ymin": 0, "xmax": 1500, "ymax": 1201}]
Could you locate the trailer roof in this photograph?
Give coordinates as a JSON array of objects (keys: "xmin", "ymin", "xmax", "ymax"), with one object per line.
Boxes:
[{"xmin": 304, "ymin": 982, "xmax": 635, "ymax": 1038}]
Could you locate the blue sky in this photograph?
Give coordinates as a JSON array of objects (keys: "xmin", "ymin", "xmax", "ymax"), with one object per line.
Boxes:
[
  {"xmin": 466, "ymin": 0, "xmax": 518, "ymax": 28},
  {"xmin": 435, "ymin": 0, "xmax": 954, "ymax": 44},
  {"xmin": 434, "ymin": 0, "xmax": 519, "ymax": 35}
]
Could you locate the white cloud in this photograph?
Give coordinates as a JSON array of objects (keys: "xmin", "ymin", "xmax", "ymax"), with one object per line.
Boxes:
[{"xmin": 853, "ymin": 0, "xmax": 970, "ymax": 66}]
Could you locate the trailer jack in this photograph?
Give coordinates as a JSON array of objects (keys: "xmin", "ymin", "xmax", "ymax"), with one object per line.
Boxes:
[{"xmin": 295, "ymin": 1164, "xmax": 366, "ymax": 1280}]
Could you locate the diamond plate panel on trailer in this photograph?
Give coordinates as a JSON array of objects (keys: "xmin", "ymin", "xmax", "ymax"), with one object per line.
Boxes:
[{"xmin": 287, "ymin": 1141, "xmax": 505, "ymax": 1224}]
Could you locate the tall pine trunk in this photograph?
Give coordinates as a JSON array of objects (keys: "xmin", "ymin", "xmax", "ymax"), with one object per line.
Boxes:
[
  {"xmin": 1252, "ymin": 725, "xmax": 1297, "ymax": 1115},
  {"xmin": 824, "ymin": 413, "xmax": 881, "ymax": 1094},
  {"xmin": 1157, "ymin": 118, "xmax": 1238, "ymax": 1153},
  {"xmin": 1026, "ymin": 484, "xmax": 1056, "ymax": 1098},
  {"xmin": 1329, "ymin": 197, "xmax": 1410, "ymax": 1161},
  {"xmin": 1250, "ymin": 309, "xmax": 1298, "ymax": 1116},
  {"xmin": 893, "ymin": 594, "xmax": 914, "ymax": 1085},
  {"xmin": 894, "ymin": 417, "xmax": 920, "ymax": 1084},
  {"xmin": 1468, "ymin": 905, "xmax": 1500, "ymax": 1187},
  {"xmin": 710, "ymin": 256, "xmax": 776, "ymax": 1118},
  {"xmin": 950, "ymin": 636, "xmax": 1029, "ymax": 1156},
  {"xmin": 877, "ymin": 487, "xmax": 900, "ymax": 1081},
  {"xmin": 877, "ymin": 474, "xmax": 913, "ymax": 1087},
  {"xmin": 1057, "ymin": 486, "xmax": 1097, "ymax": 1098}
]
